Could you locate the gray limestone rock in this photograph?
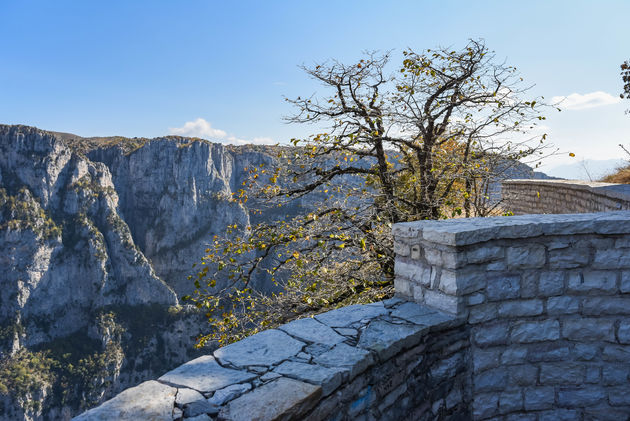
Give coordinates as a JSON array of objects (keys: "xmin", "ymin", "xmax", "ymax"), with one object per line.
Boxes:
[
  {"xmin": 313, "ymin": 343, "xmax": 374, "ymax": 380},
  {"xmin": 159, "ymin": 355, "xmax": 256, "ymax": 393},
  {"xmin": 72, "ymin": 381, "xmax": 176, "ymax": 421},
  {"xmin": 217, "ymin": 377, "xmax": 322, "ymax": 421},
  {"xmin": 274, "ymin": 360, "xmax": 344, "ymax": 396},
  {"xmin": 315, "ymin": 302, "xmax": 388, "ymax": 328},
  {"xmin": 357, "ymin": 320, "xmax": 425, "ymax": 360},
  {"xmin": 278, "ymin": 317, "xmax": 346, "ymax": 346},
  {"xmin": 175, "ymin": 388, "xmax": 205, "ymax": 406},
  {"xmin": 207, "ymin": 383, "xmax": 252, "ymax": 406},
  {"xmin": 214, "ymin": 329, "xmax": 305, "ymax": 367}
]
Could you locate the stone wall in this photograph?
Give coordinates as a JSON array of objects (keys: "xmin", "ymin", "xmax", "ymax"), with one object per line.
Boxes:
[
  {"xmin": 75, "ymin": 211, "xmax": 630, "ymax": 420},
  {"xmin": 74, "ymin": 301, "xmax": 470, "ymax": 421},
  {"xmin": 502, "ymin": 179, "xmax": 630, "ymax": 214},
  {"xmin": 394, "ymin": 211, "xmax": 630, "ymax": 419}
]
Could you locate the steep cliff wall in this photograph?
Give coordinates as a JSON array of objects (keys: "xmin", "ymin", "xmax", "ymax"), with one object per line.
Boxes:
[{"xmin": 0, "ymin": 125, "xmax": 285, "ymax": 420}]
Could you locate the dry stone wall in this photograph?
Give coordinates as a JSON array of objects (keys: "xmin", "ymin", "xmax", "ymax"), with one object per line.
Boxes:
[
  {"xmin": 74, "ymin": 211, "xmax": 630, "ymax": 421},
  {"xmin": 73, "ymin": 301, "xmax": 471, "ymax": 421},
  {"xmin": 394, "ymin": 211, "xmax": 630, "ymax": 420},
  {"xmin": 502, "ymin": 179, "xmax": 630, "ymax": 214}
]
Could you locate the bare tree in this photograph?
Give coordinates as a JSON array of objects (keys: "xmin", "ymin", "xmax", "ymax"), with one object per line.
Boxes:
[{"xmin": 186, "ymin": 40, "xmax": 551, "ymax": 346}]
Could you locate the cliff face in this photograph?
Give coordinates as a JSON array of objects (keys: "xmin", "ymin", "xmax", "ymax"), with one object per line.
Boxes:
[
  {"xmin": 0, "ymin": 125, "xmax": 283, "ymax": 420},
  {"xmin": 0, "ymin": 126, "xmax": 182, "ymax": 350}
]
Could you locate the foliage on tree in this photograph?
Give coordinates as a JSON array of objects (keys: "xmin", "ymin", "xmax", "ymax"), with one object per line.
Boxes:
[{"xmin": 184, "ymin": 40, "xmax": 550, "ymax": 346}]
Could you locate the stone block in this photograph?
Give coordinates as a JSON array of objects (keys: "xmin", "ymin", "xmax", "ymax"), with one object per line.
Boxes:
[
  {"xmin": 467, "ymin": 293, "xmax": 485, "ymax": 306},
  {"xmin": 511, "ymin": 320, "xmax": 560, "ymax": 343},
  {"xmin": 537, "ymin": 409, "xmax": 580, "ymax": 421},
  {"xmin": 474, "ymin": 368, "xmax": 508, "ymax": 392},
  {"xmin": 508, "ymin": 364, "xmax": 537, "ymax": 386},
  {"xmin": 411, "ymin": 244, "xmax": 421, "ymax": 259},
  {"xmin": 498, "ymin": 389, "xmax": 523, "ymax": 414},
  {"xmin": 506, "ymin": 244, "xmax": 546, "ymax": 269},
  {"xmin": 73, "ymin": 381, "xmax": 176, "ymax": 421},
  {"xmin": 567, "ymin": 271, "xmax": 617, "ymax": 294},
  {"xmin": 501, "ymin": 346, "xmax": 527, "ymax": 365},
  {"xmin": 390, "ymin": 302, "xmax": 438, "ymax": 325},
  {"xmin": 218, "ymin": 378, "xmax": 321, "ymax": 421},
  {"xmin": 523, "ymin": 386, "xmax": 554, "ymax": 410},
  {"xmin": 313, "ymin": 343, "xmax": 374, "ymax": 381},
  {"xmin": 585, "ymin": 366, "xmax": 601, "ymax": 383},
  {"xmin": 593, "ymin": 249, "xmax": 630, "ymax": 269},
  {"xmin": 315, "ymin": 302, "xmax": 388, "ymax": 328},
  {"xmin": 609, "ymin": 386, "xmax": 630, "ymax": 406},
  {"xmin": 274, "ymin": 361, "xmax": 343, "ymax": 396},
  {"xmin": 562, "ymin": 318, "xmax": 615, "ymax": 342},
  {"xmin": 520, "ymin": 272, "xmax": 538, "ymax": 298},
  {"xmin": 498, "ymin": 299, "xmax": 543, "ymax": 318},
  {"xmin": 537, "ymin": 271, "xmax": 565, "ymax": 296},
  {"xmin": 278, "ymin": 317, "xmax": 346, "ymax": 347},
  {"xmin": 546, "ymin": 296, "xmax": 579, "ymax": 315},
  {"xmin": 602, "ymin": 344, "xmax": 630, "ymax": 361},
  {"xmin": 557, "ymin": 387, "xmax": 606, "ymax": 407},
  {"xmin": 473, "ymin": 323, "xmax": 509, "ymax": 346},
  {"xmin": 214, "ymin": 330, "xmax": 305, "ymax": 368},
  {"xmin": 422, "ymin": 289, "xmax": 460, "ymax": 314},
  {"xmin": 539, "ymin": 362, "xmax": 584, "ymax": 385},
  {"xmin": 618, "ymin": 320, "xmax": 630, "ymax": 344},
  {"xmin": 394, "ymin": 260, "xmax": 431, "ymax": 285},
  {"xmin": 466, "ymin": 245, "xmax": 504, "ymax": 264},
  {"xmin": 621, "ymin": 271, "xmax": 630, "ymax": 293},
  {"xmin": 572, "ymin": 343, "xmax": 600, "ymax": 361},
  {"xmin": 357, "ymin": 320, "xmax": 425, "ymax": 361},
  {"xmin": 486, "ymin": 275, "xmax": 521, "ymax": 301},
  {"xmin": 472, "ymin": 393, "xmax": 499, "ymax": 419},
  {"xmin": 526, "ymin": 342, "xmax": 570, "ymax": 362},
  {"xmin": 160, "ymin": 355, "xmax": 256, "ymax": 393},
  {"xmin": 473, "ymin": 347, "xmax": 502, "ymax": 373},
  {"xmin": 549, "ymin": 248, "xmax": 590, "ymax": 268},
  {"xmin": 602, "ymin": 364, "xmax": 630, "ymax": 385},
  {"xmin": 395, "ymin": 277, "xmax": 414, "ymax": 298},
  {"xmin": 582, "ymin": 297, "xmax": 630, "ymax": 316},
  {"xmin": 468, "ymin": 303, "xmax": 497, "ymax": 325},
  {"xmin": 393, "ymin": 240, "xmax": 410, "ymax": 257}
]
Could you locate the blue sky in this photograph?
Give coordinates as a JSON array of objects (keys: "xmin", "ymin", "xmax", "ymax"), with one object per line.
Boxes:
[{"xmin": 1, "ymin": 1, "xmax": 629, "ymax": 176}]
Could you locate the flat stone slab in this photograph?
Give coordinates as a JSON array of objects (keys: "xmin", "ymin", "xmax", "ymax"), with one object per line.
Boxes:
[
  {"xmin": 274, "ymin": 361, "xmax": 344, "ymax": 396},
  {"xmin": 217, "ymin": 377, "xmax": 322, "ymax": 421},
  {"xmin": 208, "ymin": 383, "xmax": 252, "ymax": 406},
  {"xmin": 313, "ymin": 342, "xmax": 374, "ymax": 380},
  {"xmin": 393, "ymin": 211, "xmax": 630, "ymax": 245},
  {"xmin": 72, "ymin": 380, "xmax": 176, "ymax": 421},
  {"xmin": 159, "ymin": 355, "xmax": 256, "ymax": 393},
  {"xmin": 175, "ymin": 387, "xmax": 205, "ymax": 406},
  {"xmin": 357, "ymin": 320, "xmax": 426, "ymax": 360},
  {"xmin": 278, "ymin": 317, "xmax": 346, "ymax": 346},
  {"xmin": 214, "ymin": 329, "xmax": 305, "ymax": 368},
  {"xmin": 315, "ymin": 302, "xmax": 388, "ymax": 327},
  {"xmin": 390, "ymin": 302, "xmax": 437, "ymax": 324}
]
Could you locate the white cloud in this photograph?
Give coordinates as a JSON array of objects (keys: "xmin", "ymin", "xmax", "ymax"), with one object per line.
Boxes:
[
  {"xmin": 551, "ymin": 91, "xmax": 621, "ymax": 110},
  {"xmin": 169, "ymin": 118, "xmax": 227, "ymax": 138},
  {"xmin": 169, "ymin": 118, "xmax": 276, "ymax": 145}
]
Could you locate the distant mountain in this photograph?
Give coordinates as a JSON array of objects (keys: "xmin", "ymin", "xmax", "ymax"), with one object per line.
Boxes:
[{"xmin": 544, "ymin": 158, "xmax": 627, "ymax": 181}]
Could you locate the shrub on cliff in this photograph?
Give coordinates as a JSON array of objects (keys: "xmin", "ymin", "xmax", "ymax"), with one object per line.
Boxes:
[{"xmin": 185, "ymin": 40, "xmax": 551, "ymax": 346}]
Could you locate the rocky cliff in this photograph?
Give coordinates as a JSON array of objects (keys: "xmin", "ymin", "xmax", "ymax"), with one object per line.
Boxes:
[{"xmin": 0, "ymin": 125, "xmax": 284, "ymax": 420}]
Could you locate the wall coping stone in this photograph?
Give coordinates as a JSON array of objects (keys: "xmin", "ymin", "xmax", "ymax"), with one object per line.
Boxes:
[
  {"xmin": 393, "ymin": 211, "xmax": 630, "ymax": 246},
  {"xmin": 504, "ymin": 179, "xmax": 630, "ymax": 203},
  {"xmin": 73, "ymin": 299, "xmax": 463, "ymax": 421}
]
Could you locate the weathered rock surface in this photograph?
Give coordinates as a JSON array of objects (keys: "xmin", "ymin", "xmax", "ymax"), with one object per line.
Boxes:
[{"xmin": 72, "ymin": 380, "xmax": 176, "ymax": 421}]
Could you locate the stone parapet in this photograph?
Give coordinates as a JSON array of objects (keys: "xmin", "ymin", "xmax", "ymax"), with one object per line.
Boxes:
[
  {"xmin": 502, "ymin": 179, "xmax": 630, "ymax": 214},
  {"xmin": 394, "ymin": 211, "xmax": 630, "ymax": 419},
  {"xmin": 73, "ymin": 300, "xmax": 470, "ymax": 421}
]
